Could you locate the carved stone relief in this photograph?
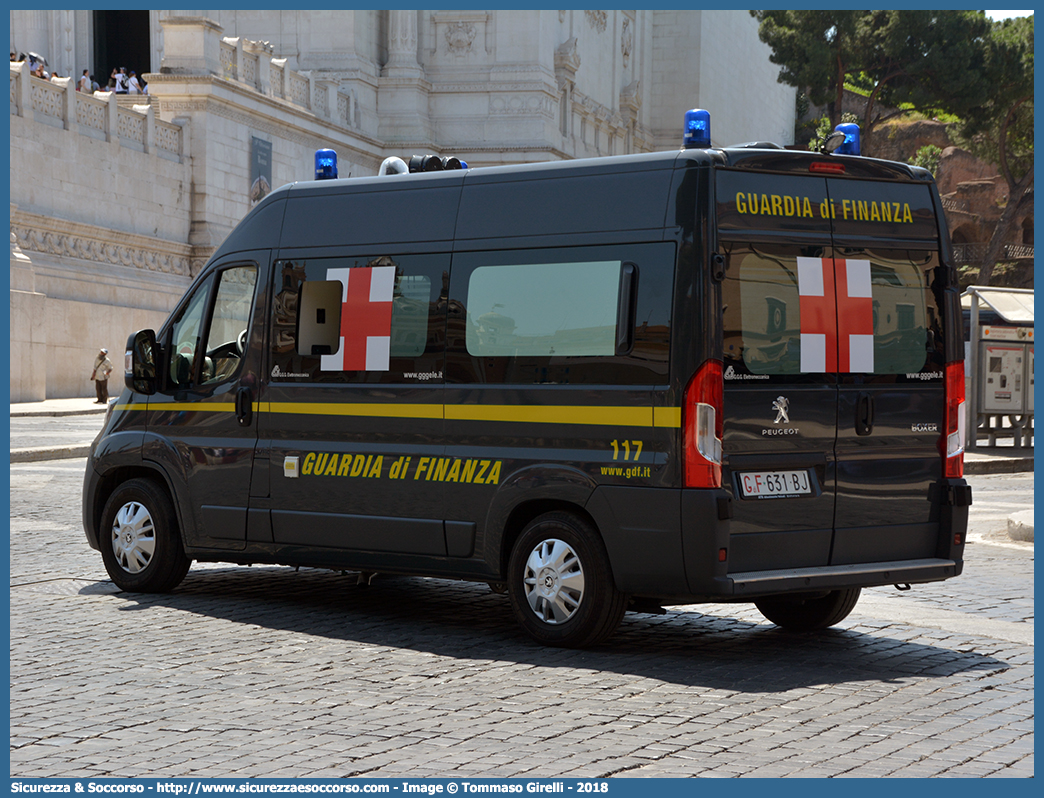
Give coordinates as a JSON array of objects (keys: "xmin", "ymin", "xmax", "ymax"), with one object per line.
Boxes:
[
  {"xmin": 585, "ymin": 11, "xmax": 607, "ymax": 34},
  {"xmin": 445, "ymin": 22, "xmax": 477, "ymax": 55}
]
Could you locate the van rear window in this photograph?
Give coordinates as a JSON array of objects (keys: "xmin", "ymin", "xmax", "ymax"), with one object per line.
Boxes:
[{"xmin": 722, "ymin": 243, "xmax": 944, "ymax": 379}]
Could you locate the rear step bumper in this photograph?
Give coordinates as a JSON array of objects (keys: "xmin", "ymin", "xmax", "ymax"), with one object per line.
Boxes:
[{"xmin": 725, "ymin": 558, "xmax": 961, "ymax": 597}]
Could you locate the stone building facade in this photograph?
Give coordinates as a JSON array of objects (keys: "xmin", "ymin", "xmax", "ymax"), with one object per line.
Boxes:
[{"xmin": 9, "ymin": 10, "xmax": 795, "ymax": 401}]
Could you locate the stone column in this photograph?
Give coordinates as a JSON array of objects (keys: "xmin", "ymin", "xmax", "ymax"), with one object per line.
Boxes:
[
  {"xmin": 244, "ymin": 39, "xmax": 273, "ymax": 95},
  {"xmin": 159, "ymin": 17, "xmax": 224, "ymax": 76},
  {"xmin": 10, "ymin": 206, "xmax": 48, "ymax": 403},
  {"xmin": 386, "ymin": 9, "xmax": 420, "ymax": 73},
  {"xmin": 555, "ymin": 38, "xmax": 581, "ymax": 142},
  {"xmin": 14, "ymin": 61, "xmax": 31, "ymax": 118},
  {"xmin": 378, "ymin": 10, "xmax": 433, "ymax": 147},
  {"xmin": 54, "ymin": 76, "xmax": 74, "ymax": 131},
  {"xmin": 136, "ymin": 103, "xmax": 155, "ymax": 154}
]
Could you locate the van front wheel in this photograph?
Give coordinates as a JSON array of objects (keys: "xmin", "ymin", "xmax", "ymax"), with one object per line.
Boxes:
[
  {"xmin": 755, "ymin": 588, "xmax": 861, "ymax": 632},
  {"xmin": 507, "ymin": 512, "xmax": 627, "ymax": 647},
  {"xmin": 99, "ymin": 478, "xmax": 191, "ymax": 593}
]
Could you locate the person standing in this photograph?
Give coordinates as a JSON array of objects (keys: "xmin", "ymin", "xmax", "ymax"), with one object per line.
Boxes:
[
  {"xmin": 91, "ymin": 348, "xmax": 114, "ymax": 403},
  {"xmin": 78, "ymin": 69, "xmax": 91, "ymax": 93},
  {"xmin": 128, "ymin": 70, "xmax": 142, "ymax": 94}
]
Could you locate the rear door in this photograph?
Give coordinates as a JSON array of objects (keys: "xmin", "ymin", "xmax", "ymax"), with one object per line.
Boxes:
[
  {"xmin": 826, "ymin": 180, "xmax": 947, "ymax": 564},
  {"xmin": 717, "ymin": 171, "xmax": 838, "ymax": 571},
  {"xmin": 717, "ymin": 170, "xmax": 947, "ymax": 572}
]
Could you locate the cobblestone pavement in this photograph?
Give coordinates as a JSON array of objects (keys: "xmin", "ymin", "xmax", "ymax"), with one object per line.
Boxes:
[
  {"xmin": 10, "ymin": 413, "xmax": 107, "ymax": 452},
  {"xmin": 9, "ymin": 460, "xmax": 1033, "ymax": 778}
]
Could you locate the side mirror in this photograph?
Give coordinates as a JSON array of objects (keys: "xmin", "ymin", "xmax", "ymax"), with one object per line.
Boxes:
[{"xmin": 126, "ymin": 329, "xmax": 158, "ymax": 395}]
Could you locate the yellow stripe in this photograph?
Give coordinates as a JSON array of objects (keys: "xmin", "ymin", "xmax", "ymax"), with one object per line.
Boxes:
[
  {"xmin": 265, "ymin": 402, "xmax": 444, "ymax": 420},
  {"xmin": 653, "ymin": 407, "xmax": 682, "ymax": 428},
  {"xmin": 116, "ymin": 400, "xmax": 683, "ymax": 428},
  {"xmin": 445, "ymin": 404, "xmax": 653, "ymax": 427},
  {"xmin": 146, "ymin": 402, "xmax": 238, "ymax": 412}
]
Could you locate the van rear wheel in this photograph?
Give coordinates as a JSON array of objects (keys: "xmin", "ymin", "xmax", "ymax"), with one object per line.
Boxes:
[
  {"xmin": 755, "ymin": 588, "xmax": 861, "ymax": 632},
  {"xmin": 99, "ymin": 478, "xmax": 191, "ymax": 593},
  {"xmin": 507, "ymin": 512, "xmax": 627, "ymax": 647}
]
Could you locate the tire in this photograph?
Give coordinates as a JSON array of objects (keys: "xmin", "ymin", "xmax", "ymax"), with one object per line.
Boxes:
[
  {"xmin": 755, "ymin": 588, "xmax": 861, "ymax": 632},
  {"xmin": 507, "ymin": 511, "xmax": 627, "ymax": 647},
  {"xmin": 99, "ymin": 478, "xmax": 191, "ymax": 593}
]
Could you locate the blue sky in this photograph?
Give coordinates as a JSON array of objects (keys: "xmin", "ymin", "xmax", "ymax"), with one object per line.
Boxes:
[{"xmin": 984, "ymin": 9, "xmax": 1033, "ymax": 19}]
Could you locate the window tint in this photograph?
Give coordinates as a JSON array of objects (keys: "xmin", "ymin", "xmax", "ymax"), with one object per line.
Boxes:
[
  {"xmin": 851, "ymin": 247, "xmax": 944, "ymax": 378},
  {"xmin": 447, "ymin": 243, "xmax": 673, "ymax": 385},
  {"xmin": 271, "ymin": 255, "xmax": 445, "ymax": 383},
  {"xmin": 201, "ymin": 266, "xmax": 257, "ymax": 386},
  {"xmin": 465, "ymin": 261, "xmax": 620, "ymax": 357},
  {"xmin": 724, "ymin": 245, "xmax": 806, "ymax": 376},
  {"xmin": 167, "ymin": 275, "xmax": 212, "ymax": 389},
  {"xmin": 722, "ymin": 243, "xmax": 943, "ymax": 379}
]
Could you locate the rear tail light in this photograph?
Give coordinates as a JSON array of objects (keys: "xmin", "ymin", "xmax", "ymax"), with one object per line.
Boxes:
[
  {"xmin": 684, "ymin": 359, "xmax": 723, "ymax": 488},
  {"xmin": 941, "ymin": 360, "xmax": 966, "ymax": 478}
]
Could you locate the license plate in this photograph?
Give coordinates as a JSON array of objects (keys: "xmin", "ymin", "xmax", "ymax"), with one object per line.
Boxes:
[{"xmin": 738, "ymin": 470, "xmax": 812, "ymax": 498}]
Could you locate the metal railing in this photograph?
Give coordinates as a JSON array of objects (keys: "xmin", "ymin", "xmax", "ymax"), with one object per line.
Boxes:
[{"xmin": 952, "ymin": 242, "xmax": 1034, "ymax": 265}]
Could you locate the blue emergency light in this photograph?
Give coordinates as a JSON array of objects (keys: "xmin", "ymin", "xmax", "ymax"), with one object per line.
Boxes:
[
  {"xmin": 315, "ymin": 149, "xmax": 338, "ymax": 180},
  {"xmin": 683, "ymin": 108, "xmax": 711, "ymax": 149},
  {"xmin": 834, "ymin": 123, "xmax": 860, "ymax": 156}
]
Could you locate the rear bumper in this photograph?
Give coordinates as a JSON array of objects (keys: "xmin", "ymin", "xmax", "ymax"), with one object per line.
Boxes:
[{"xmin": 722, "ymin": 557, "xmax": 962, "ymax": 598}]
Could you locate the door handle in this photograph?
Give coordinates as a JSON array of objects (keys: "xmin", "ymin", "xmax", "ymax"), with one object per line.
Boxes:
[
  {"xmin": 236, "ymin": 386, "xmax": 253, "ymax": 427},
  {"xmin": 855, "ymin": 392, "xmax": 874, "ymax": 436}
]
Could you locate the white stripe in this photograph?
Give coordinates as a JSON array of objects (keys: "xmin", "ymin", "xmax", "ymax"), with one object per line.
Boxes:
[
  {"xmin": 366, "ymin": 336, "xmax": 390, "ymax": 371},
  {"xmin": 797, "ymin": 257, "xmax": 825, "ymax": 296},
  {"xmin": 326, "ymin": 268, "xmax": 352, "ymax": 302},
  {"xmin": 369, "ymin": 265, "xmax": 396, "ymax": 303},
  {"xmin": 849, "ymin": 334, "xmax": 874, "ymax": 372},
  {"xmin": 845, "ymin": 259, "xmax": 873, "ymax": 298},
  {"xmin": 321, "ymin": 336, "xmax": 345, "ymax": 371},
  {"xmin": 801, "ymin": 333, "xmax": 826, "ymax": 373}
]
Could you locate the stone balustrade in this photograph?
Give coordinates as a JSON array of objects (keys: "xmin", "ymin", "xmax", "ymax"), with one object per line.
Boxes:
[
  {"xmin": 10, "ymin": 61, "xmax": 183, "ymax": 162},
  {"xmin": 216, "ymin": 33, "xmax": 354, "ymax": 129}
]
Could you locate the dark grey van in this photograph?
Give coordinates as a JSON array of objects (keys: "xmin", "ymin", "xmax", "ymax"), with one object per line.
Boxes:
[{"xmin": 83, "ymin": 138, "xmax": 971, "ymax": 647}]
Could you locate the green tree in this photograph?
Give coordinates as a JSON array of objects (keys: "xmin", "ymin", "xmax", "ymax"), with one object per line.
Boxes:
[
  {"xmin": 910, "ymin": 145, "xmax": 942, "ymax": 177},
  {"xmin": 750, "ymin": 11, "xmax": 862, "ymax": 129},
  {"xmin": 954, "ymin": 15, "xmax": 1034, "ymax": 285},
  {"xmin": 751, "ymin": 10, "xmax": 992, "ymax": 154}
]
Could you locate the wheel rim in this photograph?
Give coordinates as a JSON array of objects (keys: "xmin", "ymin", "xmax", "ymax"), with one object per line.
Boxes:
[
  {"xmin": 110, "ymin": 500, "xmax": 156, "ymax": 574},
  {"xmin": 522, "ymin": 537, "xmax": 585, "ymax": 624}
]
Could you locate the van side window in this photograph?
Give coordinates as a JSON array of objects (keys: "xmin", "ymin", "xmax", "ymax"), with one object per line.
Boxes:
[
  {"xmin": 200, "ymin": 266, "xmax": 258, "ymax": 386},
  {"xmin": 466, "ymin": 261, "xmax": 619, "ymax": 357},
  {"xmin": 447, "ymin": 243, "xmax": 673, "ymax": 385},
  {"xmin": 271, "ymin": 255, "xmax": 446, "ymax": 383},
  {"xmin": 167, "ymin": 275, "xmax": 213, "ymax": 389}
]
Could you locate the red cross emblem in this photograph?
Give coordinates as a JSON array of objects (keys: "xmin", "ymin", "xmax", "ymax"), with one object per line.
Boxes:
[
  {"xmin": 797, "ymin": 257, "xmax": 874, "ymax": 373},
  {"xmin": 320, "ymin": 265, "xmax": 395, "ymax": 371}
]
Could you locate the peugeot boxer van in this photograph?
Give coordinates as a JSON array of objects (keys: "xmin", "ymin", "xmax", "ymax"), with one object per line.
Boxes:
[{"xmin": 83, "ymin": 117, "xmax": 971, "ymax": 647}]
